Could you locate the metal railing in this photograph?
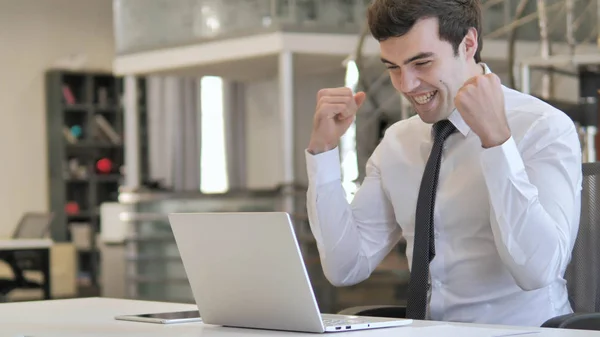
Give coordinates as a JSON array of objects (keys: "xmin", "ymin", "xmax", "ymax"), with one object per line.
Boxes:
[{"xmin": 113, "ymin": 0, "xmax": 369, "ymax": 54}]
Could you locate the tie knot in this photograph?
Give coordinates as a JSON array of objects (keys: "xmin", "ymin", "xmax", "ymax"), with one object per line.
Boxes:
[{"xmin": 432, "ymin": 120, "xmax": 456, "ymax": 142}]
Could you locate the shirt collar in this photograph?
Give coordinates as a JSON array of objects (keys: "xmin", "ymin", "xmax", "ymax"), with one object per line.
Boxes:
[
  {"xmin": 481, "ymin": 62, "xmax": 492, "ymax": 75},
  {"xmin": 440, "ymin": 62, "xmax": 492, "ymax": 138},
  {"xmin": 447, "ymin": 109, "xmax": 470, "ymax": 137}
]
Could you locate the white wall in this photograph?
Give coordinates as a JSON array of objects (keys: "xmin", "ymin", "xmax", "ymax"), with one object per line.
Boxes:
[{"xmin": 0, "ymin": 0, "xmax": 115, "ymax": 236}]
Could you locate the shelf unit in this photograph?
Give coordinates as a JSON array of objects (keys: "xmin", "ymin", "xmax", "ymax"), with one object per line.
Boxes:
[{"xmin": 46, "ymin": 69, "xmax": 147, "ymax": 288}]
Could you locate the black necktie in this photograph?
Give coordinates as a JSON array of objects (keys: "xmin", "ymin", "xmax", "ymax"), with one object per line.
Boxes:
[{"xmin": 405, "ymin": 119, "xmax": 456, "ymax": 320}]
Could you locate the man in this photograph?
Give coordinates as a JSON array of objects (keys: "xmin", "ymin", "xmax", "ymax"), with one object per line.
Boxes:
[{"xmin": 305, "ymin": 0, "xmax": 582, "ymax": 327}]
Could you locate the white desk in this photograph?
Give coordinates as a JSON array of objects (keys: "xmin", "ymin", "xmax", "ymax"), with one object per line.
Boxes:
[
  {"xmin": 0, "ymin": 239, "xmax": 52, "ymax": 250},
  {"xmin": 0, "ymin": 297, "xmax": 598, "ymax": 337}
]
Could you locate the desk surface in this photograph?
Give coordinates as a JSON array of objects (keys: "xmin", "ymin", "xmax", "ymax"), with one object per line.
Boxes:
[
  {"xmin": 0, "ymin": 238, "xmax": 52, "ymax": 250},
  {"xmin": 0, "ymin": 297, "xmax": 598, "ymax": 337}
]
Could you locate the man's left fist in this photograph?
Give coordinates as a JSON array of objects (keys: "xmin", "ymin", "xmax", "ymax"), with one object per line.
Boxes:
[{"xmin": 454, "ymin": 73, "xmax": 511, "ymax": 148}]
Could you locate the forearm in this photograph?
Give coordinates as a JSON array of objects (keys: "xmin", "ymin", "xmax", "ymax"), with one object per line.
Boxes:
[
  {"xmin": 306, "ymin": 148, "xmax": 401, "ymax": 287},
  {"xmin": 487, "ymin": 192, "xmax": 569, "ymax": 290},
  {"xmin": 307, "ymin": 181, "xmax": 373, "ymax": 286},
  {"xmin": 481, "ymin": 134, "xmax": 581, "ymax": 290}
]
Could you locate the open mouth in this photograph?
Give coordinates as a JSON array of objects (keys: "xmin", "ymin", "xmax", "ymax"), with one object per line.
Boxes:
[{"xmin": 413, "ymin": 90, "xmax": 438, "ymax": 105}]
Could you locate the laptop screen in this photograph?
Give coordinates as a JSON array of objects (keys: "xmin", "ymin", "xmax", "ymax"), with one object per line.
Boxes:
[{"xmin": 13, "ymin": 213, "xmax": 53, "ymax": 239}]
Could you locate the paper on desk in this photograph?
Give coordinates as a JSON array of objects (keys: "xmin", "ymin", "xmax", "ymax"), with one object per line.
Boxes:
[{"xmin": 397, "ymin": 325, "xmax": 539, "ymax": 337}]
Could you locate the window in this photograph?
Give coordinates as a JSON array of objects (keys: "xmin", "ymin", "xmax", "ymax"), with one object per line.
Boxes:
[
  {"xmin": 340, "ymin": 60, "xmax": 360, "ymax": 202},
  {"xmin": 200, "ymin": 76, "xmax": 229, "ymax": 193}
]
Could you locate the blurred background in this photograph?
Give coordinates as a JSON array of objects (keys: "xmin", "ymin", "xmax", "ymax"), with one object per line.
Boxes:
[{"xmin": 0, "ymin": 0, "xmax": 598, "ymax": 314}]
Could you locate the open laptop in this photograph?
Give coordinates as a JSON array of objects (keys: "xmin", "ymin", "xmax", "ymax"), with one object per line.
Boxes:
[
  {"xmin": 12, "ymin": 212, "xmax": 54, "ymax": 239},
  {"xmin": 168, "ymin": 212, "xmax": 412, "ymax": 333},
  {"xmin": 0, "ymin": 212, "xmax": 54, "ymax": 241}
]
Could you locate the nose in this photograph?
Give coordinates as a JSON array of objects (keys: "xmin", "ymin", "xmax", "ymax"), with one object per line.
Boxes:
[{"xmin": 394, "ymin": 70, "xmax": 420, "ymax": 94}]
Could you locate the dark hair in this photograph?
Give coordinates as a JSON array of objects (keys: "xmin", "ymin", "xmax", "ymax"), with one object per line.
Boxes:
[{"xmin": 367, "ymin": 0, "xmax": 483, "ymax": 63}]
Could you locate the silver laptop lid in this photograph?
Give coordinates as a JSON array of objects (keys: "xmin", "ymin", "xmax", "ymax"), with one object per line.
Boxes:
[
  {"xmin": 168, "ymin": 212, "xmax": 326, "ymax": 333},
  {"xmin": 13, "ymin": 212, "xmax": 54, "ymax": 239}
]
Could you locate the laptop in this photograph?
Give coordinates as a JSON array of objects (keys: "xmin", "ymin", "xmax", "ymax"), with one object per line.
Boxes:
[
  {"xmin": 168, "ymin": 212, "xmax": 413, "ymax": 333},
  {"xmin": 12, "ymin": 212, "xmax": 54, "ymax": 239}
]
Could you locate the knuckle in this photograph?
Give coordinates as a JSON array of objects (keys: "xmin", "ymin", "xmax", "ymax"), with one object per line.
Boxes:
[
  {"xmin": 321, "ymin": 103, "xmax": 340, "ymax": 112},
  {"xmin": 317, "ymin": 96, "xmax": 330, "ymax": 108},
  {"xmin": 317, "ymin": 88, "xmax": 327, "ymax": 99},
  {"xmin": 316, "ymin": 102, "xmax": 328, "ymax": 113}
]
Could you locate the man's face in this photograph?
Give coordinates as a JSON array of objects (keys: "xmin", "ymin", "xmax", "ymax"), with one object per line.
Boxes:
[{"xmin": 380, "ymin": 17, "xmax": 471, "ymax": 124}]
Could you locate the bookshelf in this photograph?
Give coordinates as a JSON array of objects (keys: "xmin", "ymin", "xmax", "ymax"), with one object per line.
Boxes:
[{"xmin": 46, "ymin": 70, "xmax": 148, "ymax": 289}]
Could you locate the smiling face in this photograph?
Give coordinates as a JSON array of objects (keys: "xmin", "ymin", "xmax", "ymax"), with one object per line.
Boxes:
[{"xmin": 380, "ymin": 17, "xmax": 480, "ymax": 124}]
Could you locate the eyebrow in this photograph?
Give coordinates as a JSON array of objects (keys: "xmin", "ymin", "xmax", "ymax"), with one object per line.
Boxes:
[{"xmin": 381, "ymin": 52, "xmax": 435, "ymax": 66}]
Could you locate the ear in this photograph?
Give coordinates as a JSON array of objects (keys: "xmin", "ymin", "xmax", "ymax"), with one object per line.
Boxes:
[{"xmin": 462, "ymin": 27, "xmax": 479, "ymax": 62}]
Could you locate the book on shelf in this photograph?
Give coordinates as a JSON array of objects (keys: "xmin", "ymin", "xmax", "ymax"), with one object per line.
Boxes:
[
  {"xmin": 94, "ymin": 115, "xmax": 121, "ymax": 145},
  {"xmin": 97, "ymin": 87, "xmax": 110, "ymax": 107},
  {"xmin": 62, "ymin": 85, "xmax": 76, "ymax": 105}
]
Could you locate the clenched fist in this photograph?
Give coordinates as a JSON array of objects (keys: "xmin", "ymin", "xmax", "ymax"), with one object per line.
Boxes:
[
  {"xmin": 454, "ymin": 73, "xmax": 511, "ymax": 148},
  {"xmin": 307, "ymin": 87, "xmax": 366, "ymax": 154}
]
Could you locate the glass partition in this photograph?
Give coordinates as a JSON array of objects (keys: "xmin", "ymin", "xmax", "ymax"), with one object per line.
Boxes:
[
  {"xmin": 118, "ymin": 187, "xmax": 409, "ymax": 313},
  {"xmin": 114, "ymin": 0, "xmax": 598, "ymax": 55},
  {"xmin": 121, "ymin": 189, "xmax": 288, "ymax": 303}
]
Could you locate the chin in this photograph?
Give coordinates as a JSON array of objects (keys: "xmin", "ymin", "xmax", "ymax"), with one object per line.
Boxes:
[
  {"xmin": 413, "ymin": 103, "xmax": 443, "ymax": 124},
  {"xmin": 416, "ymin": 112, "xmax": 442, "ymax": 124}
]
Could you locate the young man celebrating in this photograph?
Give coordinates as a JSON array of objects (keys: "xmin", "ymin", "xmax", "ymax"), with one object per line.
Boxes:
[{"xmin": 305, "ymin": 0, "xmax": 582, "ymax": 327}]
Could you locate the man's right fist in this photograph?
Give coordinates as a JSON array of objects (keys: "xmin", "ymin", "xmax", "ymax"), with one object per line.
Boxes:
[{"xmin": 307, "ymin": 87, "xmax": 367, "ymax": 154}]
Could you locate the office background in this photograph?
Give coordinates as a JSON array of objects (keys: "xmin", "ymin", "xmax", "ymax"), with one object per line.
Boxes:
[{"xmin": 0, "ymin": 0, "xmax": 598, "ymax": 315}]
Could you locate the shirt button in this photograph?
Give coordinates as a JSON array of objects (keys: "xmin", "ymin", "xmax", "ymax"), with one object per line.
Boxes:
[
  {"xmin": 434, "ymin": 231, "xmax": 440, "ymax": 239},
  {"xmin": 434, "ymin": 280, "xmax": 442, "ymax": 288}
]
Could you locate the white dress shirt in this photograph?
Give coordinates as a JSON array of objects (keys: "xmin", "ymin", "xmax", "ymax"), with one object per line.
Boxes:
[{"xmin": 305, "ymin": 66, "xmax": 582, "ymax": 327}]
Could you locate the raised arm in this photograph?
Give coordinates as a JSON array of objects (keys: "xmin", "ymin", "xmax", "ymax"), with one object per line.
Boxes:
[
  {"xmin": 481, "ymin": 112, "xmax": 582, "ymax": 291},
  {"xmin": 454, "ymin": 74, "xmax": 582, "ymax": 291},
  {"xmin": 305, "ymin": 87, "xmax": 402, "ymax": 286},
  {"xmin": 306, "ymin": 145, "xmax": 403, "ymax": 286}
]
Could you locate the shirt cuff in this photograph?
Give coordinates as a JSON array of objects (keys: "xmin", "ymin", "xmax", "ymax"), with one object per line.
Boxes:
[
  {"xmin": 305, "ymin": 148, "xmax": 342, "ymax": 187},
  {"xmin": 480, "ymin": 136, "xmax": 525, "ymax": 182}
]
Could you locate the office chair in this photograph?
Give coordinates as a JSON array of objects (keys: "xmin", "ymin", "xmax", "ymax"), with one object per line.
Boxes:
[
  {"xmin": 338, "ymin": 162, "xmax": 600, "ymax": 330},
  {"xmin": 0, "ymin": 254, "xmax": 44, "ymax": 301},
  {"xmin": 0, "ymin": 212, "xmax": 53, "ymax": 301},
  {"xmin": 541, "ymin": 161, "xmax": 600, "ymax": 330}
]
